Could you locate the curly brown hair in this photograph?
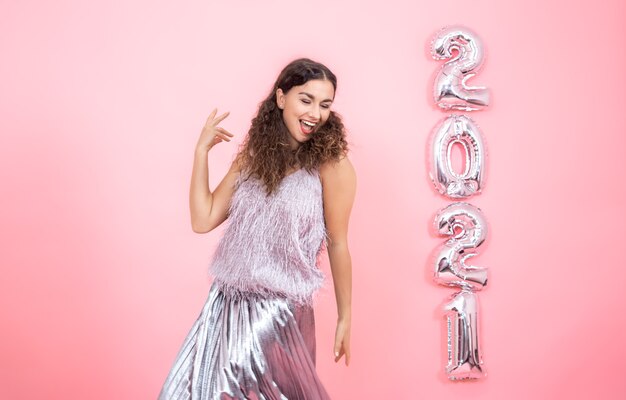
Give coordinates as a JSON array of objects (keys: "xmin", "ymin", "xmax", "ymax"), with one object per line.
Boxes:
[{"xmin": 236, "ymin": 58, "xmax": 349, "ymax": 195}]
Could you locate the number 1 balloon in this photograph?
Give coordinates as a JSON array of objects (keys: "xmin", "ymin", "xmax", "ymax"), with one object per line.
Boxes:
[
  {"xmin": 443, "ymin": 289, "xmax": 486, "ymax": 380},
  {"xmin": 430, "ymin": 25, "xmax": 491, "ymax": 111}
]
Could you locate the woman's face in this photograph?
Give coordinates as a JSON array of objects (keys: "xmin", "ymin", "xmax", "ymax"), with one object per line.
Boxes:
[{"xmin": 276, "ymin": 79, "xmax": 335, "ymax": 149}]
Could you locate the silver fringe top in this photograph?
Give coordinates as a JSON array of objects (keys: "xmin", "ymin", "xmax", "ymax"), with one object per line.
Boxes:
[{"xmin": 209, "ymin": 167, "xmax": 328, "ymax": 306}]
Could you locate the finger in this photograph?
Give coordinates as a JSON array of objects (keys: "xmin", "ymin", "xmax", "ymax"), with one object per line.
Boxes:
[
  {"xmin": 212, "ymin": 111, "xmax": 230, "ymax": 125},
  {"xmin": 215, "ymin": 133, "xmax": 231, "ymax": 142},
  {"xmin": 216, "ymin": 127, "xmax": 235, "ymax": 137},
  {"xmin": 345, "ymin": 349, "xmax": 350, "ymax": 366},
  {"xmin": 205, "ymin": 108, "xmax": 218, "ymax": 126},
  {"xmin": 333, "ymin": 340, "xmax": 342, "ymax": 358},
  {"xmin": 215, "ymin": 129, "xmax": 232, "ymax": 139},
  {"xmin": 334, "ymin": 347, "xmax": 344, "ymax": 362}
]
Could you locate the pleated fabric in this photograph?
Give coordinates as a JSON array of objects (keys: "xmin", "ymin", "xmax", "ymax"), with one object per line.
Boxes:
[{"xmin": 157, "ymin": 282, "xmax": 331, "ymax": 400}]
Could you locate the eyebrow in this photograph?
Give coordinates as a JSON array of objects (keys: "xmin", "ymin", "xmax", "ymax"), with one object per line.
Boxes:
[{"xmin": 298, "ymin": 92, "xmax": 334, "ymax": 103}]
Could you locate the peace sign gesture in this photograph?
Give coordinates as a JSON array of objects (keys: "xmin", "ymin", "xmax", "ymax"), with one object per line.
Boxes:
[{"xmin": 196, "ymin": 108, "xmax": 234, "ymax": 152}]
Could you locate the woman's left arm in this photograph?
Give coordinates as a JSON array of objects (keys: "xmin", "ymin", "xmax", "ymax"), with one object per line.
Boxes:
[{"xmin": 320, "ymin": 155, "xmax": 356, "ymax": 366}]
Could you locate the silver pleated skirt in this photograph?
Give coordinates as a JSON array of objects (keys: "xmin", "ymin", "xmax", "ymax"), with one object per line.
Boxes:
[{"xmin": 158, "ymin": 282, "xmax": 331, "ymax": 400}]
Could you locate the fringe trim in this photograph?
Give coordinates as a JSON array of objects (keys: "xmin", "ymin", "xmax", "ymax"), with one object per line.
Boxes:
[
  {"xmin": 208, "ymin": 166, "xmax": 327, "ymax": 308},
  {"xmin": 213, "ymin": 279, "xmax": 320, "ymax": 307}
]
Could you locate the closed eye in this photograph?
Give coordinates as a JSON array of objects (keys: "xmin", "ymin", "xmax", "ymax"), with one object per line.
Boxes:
[{"xmin": 300, "ymin": 98, "xmax": 332, "ymax": 109}]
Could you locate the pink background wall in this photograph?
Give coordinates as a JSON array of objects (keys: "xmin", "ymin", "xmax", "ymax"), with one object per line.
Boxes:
[{"xmin": 2, "ymin": 0, "xmax": 625, "ymax": 399}]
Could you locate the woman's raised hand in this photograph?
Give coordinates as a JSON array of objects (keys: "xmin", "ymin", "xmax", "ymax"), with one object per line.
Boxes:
[{"xmin": 196, "ymin": 108, "xmax": 234, "ymax": 152}]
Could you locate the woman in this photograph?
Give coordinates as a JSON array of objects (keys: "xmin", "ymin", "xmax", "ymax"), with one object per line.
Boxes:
[{"xmin": 158, "ymin": 58, "xmax": 356, "ymax": 400}]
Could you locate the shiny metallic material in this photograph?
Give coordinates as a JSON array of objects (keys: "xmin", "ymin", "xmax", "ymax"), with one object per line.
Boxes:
[
  {"xmin": 433, "ymin": 202, "xmax": 488, "ymax": 291},
  {"xmin": 443, "ymin": 289, "xmax": 486, "ymax": 380},
  {"xmin": 428, "ymin": 115, "xmax": 487, "ymax": 199},
  {"xmin": 428, "ymin": 25, "xmax": 491, "ymax": 382},
  {"xmin": 158, "ymin": 282, "xmax": 331, "ymax": 399},
  {"xmin": 430, "ymin": 25, "xmax": 490, "ymax": 111}
]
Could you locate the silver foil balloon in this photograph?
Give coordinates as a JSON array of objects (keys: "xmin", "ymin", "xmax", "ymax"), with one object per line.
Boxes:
[
  {"xmin": 429, "ymin": 114, "xmax": 487, "ymax": 199},
  {"xmin": 433, "ymin": 202, "xmax": 488, "ymax": 290},
  {"xmin": 443, "ymin": 289, "xmax": 486, "ymax": 380},
  {"xmin": 430, "ymin": 25, "xmax": 490, "ymax": 111}
]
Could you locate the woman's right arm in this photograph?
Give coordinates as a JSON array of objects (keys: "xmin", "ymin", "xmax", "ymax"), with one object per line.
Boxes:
[{"xmin": 189, "ymin": 109, "xmax": 239, "ymax": 233}]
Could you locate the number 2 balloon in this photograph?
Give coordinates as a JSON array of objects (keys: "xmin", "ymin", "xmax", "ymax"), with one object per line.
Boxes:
[{"xmin": 430, "ymin": 25, "xmax": 491, "ymax": 111}]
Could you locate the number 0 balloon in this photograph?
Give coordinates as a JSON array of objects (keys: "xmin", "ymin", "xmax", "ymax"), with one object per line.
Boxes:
[{"xmin": 428, "ymin": 114, "xmax": 487, "ymax": 199}]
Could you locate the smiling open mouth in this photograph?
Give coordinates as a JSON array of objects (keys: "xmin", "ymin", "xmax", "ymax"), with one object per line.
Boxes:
[{"xmin": 300, "ymin": 120, "xmax": 316, "ymax": 134}]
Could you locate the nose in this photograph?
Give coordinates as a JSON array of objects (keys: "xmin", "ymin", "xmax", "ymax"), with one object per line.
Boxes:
[{"xmin": 307, "ymin": 105, "xmax": 321, "ymax": 121}]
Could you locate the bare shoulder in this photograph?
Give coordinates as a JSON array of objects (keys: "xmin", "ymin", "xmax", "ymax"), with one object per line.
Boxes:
[
  {"xmin": 319, "ymin": 154, "xmax": 356, "ymax": 184},
  {"xmin": 214, "ymin": 153, "xmax": 243, "ymax": 195},
  {"xmin": 319, "ymin": 155, "xmax": 356, "ymax": 236},
  {"xmin": 223, "ymin": 152, "xmax": 243, "ymax": 181},
  {"xmin": 230, "ymin": 152, "xmax": 244, "ymax": 173}
]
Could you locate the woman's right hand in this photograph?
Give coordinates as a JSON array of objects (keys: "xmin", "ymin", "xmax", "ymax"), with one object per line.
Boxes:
[{"xmin": 196, "ymin": 108, "xmax": 234, "ymax": 152}]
